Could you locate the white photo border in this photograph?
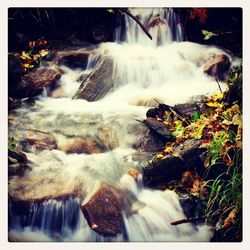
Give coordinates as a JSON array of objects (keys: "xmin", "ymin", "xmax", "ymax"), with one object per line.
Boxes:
[{"xmin": 1, "ymin": 1, "xmax": 249, "ymax": 250}]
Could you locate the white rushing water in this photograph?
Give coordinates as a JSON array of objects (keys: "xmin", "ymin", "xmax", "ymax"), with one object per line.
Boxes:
[{"xmin": 9, "ymin": 8, "xmax": 230, "ymax": 242}]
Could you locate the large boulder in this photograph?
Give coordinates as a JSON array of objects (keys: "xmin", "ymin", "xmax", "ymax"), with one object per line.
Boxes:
[
  {"xmin": 143, "ymin": 139, "xmax": 206, "ymax": 188},
  {"xmin": 8, "ymin": 172, "xmax": 84, "ymax": 203},
  {"xmin": 203, "ymin": 54, "xmax": 231, "ymax": 80},
  {"xmin": 73, "ymin": 55, "xmax": 117, "ymax": 101},
  {"xmin": 80, "ymin": 183, "xmax": 124, "ymax": 237},
  {"xmin": 9, "ymin": 66, "xmax": 61, "ymax": 98}
]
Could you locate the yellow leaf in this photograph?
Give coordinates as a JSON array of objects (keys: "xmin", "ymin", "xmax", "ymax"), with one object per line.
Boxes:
[
  {"xmin": 223, "ymin": 208, "xmax": 237, "ymax": 228},
  {"xmin": 156, "ymin": 153, "xmax": 164, "ymax": 159},
  {"xmin": 21, "ymin": 63, "xmax": 34, "ymax": 69},
  {"xmin": 164, "ymin": 147, "xmax": 173, "ymax": 154},
  {"xmin": 21, "ymin": 51, "xmax": 32, "ymax": 60},
  {"xmin": 206, "ymin": 102, "xmax": 223, "ymax": 108},
  {"xmin": 39, "ymin": 49, "xmax": 49, "ymax": 57}
]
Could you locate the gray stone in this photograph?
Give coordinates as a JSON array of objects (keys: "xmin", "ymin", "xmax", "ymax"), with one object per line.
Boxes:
[
  {"xmin": 143, "ymin": 117, "xmax": 172, "ymax": 140},
  {"xmin": 203, "ymin": 54, "xmax": 231, "ymax": 80},
  {"xmin": 73, "ymin": 56, "xmax": 117, "ymax": 101},
  {"xmin": 80, "ymin": 183, "xmax": 124, "ymax": 237},
  {"xmin": 143, "ymin": 139, "xmax": 206, "ymax": 188},
  {"xmin": 22, "ymin": 67, "xmax": 61, "ymax": 89}
]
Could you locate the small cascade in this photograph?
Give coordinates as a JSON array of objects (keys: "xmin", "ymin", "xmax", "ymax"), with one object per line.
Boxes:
[
  {"xmin": 9, "ymin": 175, "xmax": 212, "ymax": 242},
  {"xmin": 9, "ymin": 198, "xmax": 81, "ymax": 238},
  {"xmin": 125, "ymin": 8, "xmax": 183, "ymax": 46}
]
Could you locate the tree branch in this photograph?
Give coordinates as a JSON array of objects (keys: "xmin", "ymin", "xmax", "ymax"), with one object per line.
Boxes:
[
  {"xmin": 171, "ymin": 216, "xmax": 206, "ymax": 225},
  {"xmin": 119, "ymin": 8, "xmax": 152, "ymax": 40}
]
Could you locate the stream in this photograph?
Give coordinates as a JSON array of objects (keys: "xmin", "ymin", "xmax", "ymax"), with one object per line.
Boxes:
[{"xmin": 8, "ymin": 8, "xmax": 229, "ymax": 242}]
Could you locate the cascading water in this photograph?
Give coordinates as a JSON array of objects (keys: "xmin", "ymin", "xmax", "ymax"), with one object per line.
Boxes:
[
  {"xmin": 8, "ymin": 8, "xmax": 230, "ymax": 242},
  {"xmin": 125, "ymin": 8, "xmax": 184, "ymax": 46}
]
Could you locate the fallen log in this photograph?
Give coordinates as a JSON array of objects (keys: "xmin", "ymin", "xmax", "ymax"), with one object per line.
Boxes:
[{"xmin": 171, "ymin": 216, "xmax": 206, "ymax": 225}]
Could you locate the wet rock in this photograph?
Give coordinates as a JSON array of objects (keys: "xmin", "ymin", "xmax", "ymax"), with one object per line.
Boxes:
[
  {"xmin": 181, "ymin": 171, "xmax": 200, "ymax": 189},
  {"xmin": 146, "ymin": 103, "xmax": 171, "ymax": 119},
  {"xmin": 8, "ymin": 172, "xmax": 84, "ymax": 203},
  {"xmin": 143, "ymin": 155, "xmax": 183, "ymax": 189},
  {"xmin": 146, "ymin": 102, "xmax": 208, "ymax": 122},
  {"xmin": 97, "ymin": 127, "xmax": 119, "ymax": 150},
  {"xmin": 8, "ymin": 163, "xmax": 31, "ymax": 177},
  {"xmin": 80, "ymin": 183, "xmax": 124, "ymax": 237},
  {"xmin": 73, "ymin": 55, "xmax": 117, "ymax": 101},
  {"xmin": 146, "ymin": 107, "xmax": 159, "ymax": 119},
  {"xmin": 57, "ymin": 136, "xmax": 111, "ymax": 154},
  {"xmin": 10, "ymin": 67, "xmax": 61, "ymax": 98},
  {"xmin": 132, "ymin": 123, "xmax": 166, "ymax": 152},
  {"xmin": 18, "ymin": 130, "xmax": 57, "ymax": 152},
  {"xmin": 8, "ymin": 97, "xmax": 21, "ymax": 111},
  {"xmin": 8, "ymin": 149, "xmax": 27, "ymax": 163},
  {"xmin": 8, "ymin": 149, "xmax": 31, "ymax": 176},
  {"xmin": 137, "ymin": 130, "xmax": 166, "ymax": 152},
  {"xmin": 22, "ymin": 67, "xmax": 61, "ymax": 90},
  {"xmin": 77, "ymin": 73, "xmax": 89, "ymax": 83},
  {"xmin": 203, "ymin": 54, "xmax": 231, "ymax": 80},
  {"xmin": 178, "ymin": 194, "xmax": 202, "ymax": 218},
  {"xmin": 55, "ymin": 49, "xmax": 95, "ymax": 69},
  {"xmin": 143, "ymin": 117, "xmax": 172, "ymax": 140},
  {"xmin": 143, "ymin": 139, "xmax": 206, "ymax": 188},
  {"xmin": 174, "ymin": 103, "xmax": 206, "ymax": 120}
]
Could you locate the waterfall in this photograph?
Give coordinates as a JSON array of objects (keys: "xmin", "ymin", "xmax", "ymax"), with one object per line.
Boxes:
[
  {"xmin": 125, "ymin": 8, "xmax": 184, "ymax": 46},
  {"xmin": 8, "ymin": 8, "xmax": 230, "ymax": 242}
]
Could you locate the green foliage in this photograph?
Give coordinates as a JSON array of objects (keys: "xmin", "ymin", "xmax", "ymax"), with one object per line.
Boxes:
[
  {"xmin": 170, "ymin": 120, "xmax": 185, "ymax": 137},
  {"xmin": 8, "ymin": 137, "xmax": 15, "ymax": 151},
  {"xmin": 209, "ymin": 132, "xmax": 226, "ymax": 164},
  {"xmin": 205, "ymin": 155, "xmax": 242, "ymax": 241},
  {"xmin": 193, "ymin": 111, "xmax": 200, "ymax": 122},
  {"xmin": 228, "ymin": 130, "xmax": 235, "ymax": 143}
]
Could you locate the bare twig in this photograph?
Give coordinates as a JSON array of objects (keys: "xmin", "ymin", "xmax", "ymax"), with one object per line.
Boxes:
[
  {"xmin": 171, "ymin": 216, "xmax": 206, "ymax": 225},
  {"xmin": 119, "ymin": 8, "xmax": 152, "ymax": 40},
  {"xmin": 216, "ymin": 78, "xmax": 223, "ymax": 93},
  {"xmin": 135, "ymin": 119, "xmax": 144, "ymax": 123}
]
